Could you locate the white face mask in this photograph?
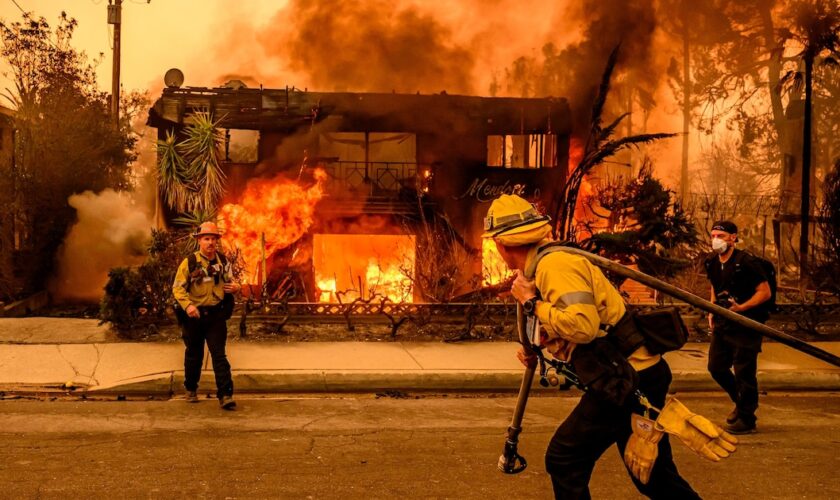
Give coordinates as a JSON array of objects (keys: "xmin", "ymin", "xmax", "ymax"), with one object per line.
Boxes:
[{"xmin": 711, "ymin": 237, "xmax": 729, "ymax": 254}]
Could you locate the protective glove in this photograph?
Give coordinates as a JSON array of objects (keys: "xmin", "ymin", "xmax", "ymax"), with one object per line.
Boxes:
[
  {"xmin": 624, "ymin": 413, "xmax": 663, "ymax": 484},
  {"xmin": 654, "ymin": 397, "xmax": 738, "ymax": 462}
]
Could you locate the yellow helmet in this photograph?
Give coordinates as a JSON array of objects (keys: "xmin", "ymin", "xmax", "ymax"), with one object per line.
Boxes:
[{"xmin": 482, "ymin": 194, "xmax": 551, "ymax": 239}]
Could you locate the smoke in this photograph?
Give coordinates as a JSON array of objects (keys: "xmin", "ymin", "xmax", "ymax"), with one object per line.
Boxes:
[
  {"xmin": 496, "ymin": 0, "xmax": 660, "ymax": 132},
  {"xmin": 196, "ymin": 0, "xmax": 780, "ymax": 188},
  {"xmin": 204, "ymin": 1, "xmax": 572, "ymax": 95},
  {"xmin": 49, "ymin": 189, "xmax": 153, "ymax": 302},
  {"xmin": 254, "ymin": 0, "xmax": 476, "ymax": 94}
]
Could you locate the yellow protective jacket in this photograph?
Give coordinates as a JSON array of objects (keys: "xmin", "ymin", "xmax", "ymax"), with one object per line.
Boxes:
[
  {"xmin": 526, "ymin": 241, "xmax": 660, "ymax": 372},
  {"xmin": 172, "ymin": 251, "xmax": 233, "ymax": 310}
]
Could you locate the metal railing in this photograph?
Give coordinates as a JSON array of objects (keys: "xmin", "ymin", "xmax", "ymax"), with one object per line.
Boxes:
[
  {"xmin": 685, "ymin": 192, "xmax": 819, "ymax": 217},
  {"xmin": 314, "ymin": 161, "xmax": 420, "ymax": 197}
]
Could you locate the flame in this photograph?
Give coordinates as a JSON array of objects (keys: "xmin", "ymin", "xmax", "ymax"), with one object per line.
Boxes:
[
  {"xmin": 316, "ymin": 276, "xmax": 337, "ymax": 302},
  {"xmin": 482, "ymin": 238, "xmax": 513, "ymax": 285},
  {"xmin": 219, "ymin": 169, "xmax": 327, "ymax": 282},
  {"xmin": 313, "ymin": 234, "xmax": 415, "ymax": 303},
  {"xmin": 568, "ymin": 136, "xmax": 585, "ymax": 173},
  {"xmin": 365, "ymin": 260, "xmax": 413, "ymax": 303},
  {"xmin": 573, "ymin": 177, "xmax": 595, "ymax": 241}
]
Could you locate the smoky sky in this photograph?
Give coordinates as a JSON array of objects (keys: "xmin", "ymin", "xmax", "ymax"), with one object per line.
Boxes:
[
  {"xmin": 517, "ymin": 0, "xmax": 660, "ymax": 132},
  {"xmin": 255, "ymin": 0, "xmax": 476, "ymax": 94}
]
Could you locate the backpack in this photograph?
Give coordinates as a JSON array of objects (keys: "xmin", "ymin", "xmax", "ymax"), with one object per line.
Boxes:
[
  {"xmin": 525, "ymin": 242, "xmax": 687, "ymax": 355},
  {"xmin": 174, "ymin": 252, "xmax": 235, "ymax": 322},
  {"xmin": 736, "ymin": 251, "xmax": 778, "ymax": 314}
]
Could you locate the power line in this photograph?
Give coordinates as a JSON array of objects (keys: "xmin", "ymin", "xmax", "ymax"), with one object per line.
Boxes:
[{"xmin": 9, "ymin": 0, "xmax": 26, "ymax": 15}]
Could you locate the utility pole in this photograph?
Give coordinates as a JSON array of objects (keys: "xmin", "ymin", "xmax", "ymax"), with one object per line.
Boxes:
[{"xmin": 107, "ymin": 0, "xmax": 122, "ymax": 127}]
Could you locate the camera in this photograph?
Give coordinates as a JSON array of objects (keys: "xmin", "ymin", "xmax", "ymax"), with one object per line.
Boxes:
[{"xmin": 715, "ymin": 291, "xmax": 734, "ymax": 307}]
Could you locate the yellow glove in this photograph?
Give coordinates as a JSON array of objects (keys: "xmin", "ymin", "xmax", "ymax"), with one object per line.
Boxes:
[
  {"xmin": 654, "ymin": 397, "xmax": 738, "ymax": 462},
  {"xmin": 624, "ymin": 413, "xmax": 663, "ymax": 484}
]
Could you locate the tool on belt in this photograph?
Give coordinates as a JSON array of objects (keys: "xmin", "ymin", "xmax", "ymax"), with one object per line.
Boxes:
[
  {"xmin": 498, "ymin": 292, "xmax": 738, "ymax": 477},
  {"xmin": 498, "ymin": 302, "xmax": 606, "ymax": 474}
]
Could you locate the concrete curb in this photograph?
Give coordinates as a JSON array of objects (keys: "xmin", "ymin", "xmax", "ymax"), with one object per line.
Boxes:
[{"xmin": 44, "ymin": 369, "xmax": 840, "ymax": 396}]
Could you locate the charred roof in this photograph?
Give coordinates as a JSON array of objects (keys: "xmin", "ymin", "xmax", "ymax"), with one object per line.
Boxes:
[{"xmin": 148, "ymin": 86, "xmax": 572, "ymax": 136}]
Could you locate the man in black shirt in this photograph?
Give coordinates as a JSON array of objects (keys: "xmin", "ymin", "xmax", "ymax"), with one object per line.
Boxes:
[{"xmin": 704, "ymin": 220, "xmax": 771, "ymax": 434}]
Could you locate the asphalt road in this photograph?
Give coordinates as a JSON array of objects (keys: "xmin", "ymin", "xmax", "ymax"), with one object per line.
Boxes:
[{"xmin": 1, "ymin": 392, "xmax": 838, "ymax": 499}]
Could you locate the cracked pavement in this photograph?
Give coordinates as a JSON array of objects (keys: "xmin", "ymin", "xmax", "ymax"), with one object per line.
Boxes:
[{"xmin": 0, "ymin": 393, "xmax": 838, "ymax": 499}]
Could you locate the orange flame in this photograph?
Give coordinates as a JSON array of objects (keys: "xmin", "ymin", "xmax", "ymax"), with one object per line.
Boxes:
[
  {"xmin": 313, "ymin": 234, "xmax": 415, "ymax": 303},
  {"xmin": 573, "ymin": 177, "xmax": 595, "ymax": 241},
  {"xmin": 568, "ymin": 136, "xmax": 585, "ymax": 173},
  {"xmin": 316, "ymin": 276, "xmax": 337, "ymax": 302},
  {"xmin": 219, "ymin": 169, "xmax": 327, "ymax": 282},
  {"xmin": 482, "ymin": 238, "xmax": 513, "ymax": 285},
  {"xmin": 364, "ymin": 260, "xmax": 413, "ymax": 303}
]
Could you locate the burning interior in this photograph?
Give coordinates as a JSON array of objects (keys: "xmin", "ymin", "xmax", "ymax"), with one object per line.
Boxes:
[{"xmin": 148, "ymin": 85, "xmax": 571, "ymax": 304}]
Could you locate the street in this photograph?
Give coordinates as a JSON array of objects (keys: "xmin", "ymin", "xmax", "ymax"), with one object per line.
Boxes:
[{"xmin": 0, "ymin": 392, "xmax": 838, "ymax": 499}]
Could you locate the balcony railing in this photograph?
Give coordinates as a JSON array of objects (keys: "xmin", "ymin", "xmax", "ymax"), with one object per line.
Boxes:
[{"xmin": 314, "ymin": 161, "xmax": 420, "ymax": 197}]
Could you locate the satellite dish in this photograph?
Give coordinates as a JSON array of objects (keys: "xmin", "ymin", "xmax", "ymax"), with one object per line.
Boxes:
[{"xmin": 164, "ymin": 68, "xmax": 185, "ymax": 88}]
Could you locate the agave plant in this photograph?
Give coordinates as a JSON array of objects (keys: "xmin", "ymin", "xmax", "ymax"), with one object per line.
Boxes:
[
  {"xmin": 179, "ymin": 110, "xmax": 226, "ymax": 212},
  {"xmin": 156, "ymin": 130, "xmax": 192, "ymax": 212},
  {"xmin": 156, "ymin": 110, "xmax": 226, "ymax": 213}
]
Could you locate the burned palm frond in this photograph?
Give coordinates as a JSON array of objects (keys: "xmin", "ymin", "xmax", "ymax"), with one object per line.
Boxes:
[
  {"xmin": 561, "ymin": 132, "xmax": 676, "ymax": 240},
  {"xmin": 555, "ymin": 44, "xmax": 677, "ymax": 241},
  {"xmin": 585, "ymin": 44, "xmax": 621, "ymax": 150}
]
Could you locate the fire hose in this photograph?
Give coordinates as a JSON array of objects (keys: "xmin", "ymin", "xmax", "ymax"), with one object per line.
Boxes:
[{"xmin": 499, "ymin": 247, "xmax": 840, "ymax": 475}]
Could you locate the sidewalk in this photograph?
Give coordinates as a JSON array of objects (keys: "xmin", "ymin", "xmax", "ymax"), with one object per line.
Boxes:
[{"xmin": 1, "ymin": 317, "xmax": 839, "ymax": 395}]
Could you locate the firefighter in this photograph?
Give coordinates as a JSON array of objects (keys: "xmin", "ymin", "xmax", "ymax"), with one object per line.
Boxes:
[
  {"xmin": 172, "ymin": 222, "xmax": 241, "ymax": 410},
  {"xmin": 484, "ymin": 194, "xmax": 699, "ymax": 499}
]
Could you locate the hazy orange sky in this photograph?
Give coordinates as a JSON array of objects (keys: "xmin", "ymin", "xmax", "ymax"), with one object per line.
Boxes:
[
  {"xmin": 0, "ymin": 0, "xmax": 290, "ymax": 93},
  {"xmin": 0, "ymin": 0, "xmax": 694, "ymax": 187},
  {"xmin": 0, "ymin": 0, "xmax": 573, "ymax": 96}
]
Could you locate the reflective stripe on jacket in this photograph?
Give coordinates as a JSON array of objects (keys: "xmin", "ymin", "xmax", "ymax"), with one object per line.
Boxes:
[{"xmin": 526, "ymin": 240, "xmax": 660, "ymax": 371}]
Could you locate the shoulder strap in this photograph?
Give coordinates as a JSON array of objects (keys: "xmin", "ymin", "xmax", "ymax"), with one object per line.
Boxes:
[
  {"xmin": 524, "ymin": 241, "xmax": 576, "ymax": 280},
  {"xmin": 187, "ymin": 252, "xmax": 198, "ymax": 274},
  {"xmin": 189, "ymin": 251, "xmax": 227, "ymax": 270},
  {"xmin": 731, "ymin": 248, "xmax": 746, "ymax": 266}
]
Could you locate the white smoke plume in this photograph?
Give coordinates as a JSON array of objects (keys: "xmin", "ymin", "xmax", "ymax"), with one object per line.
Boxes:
[{"xmin": 50, "ymin": 189, "xmax": 154, "ymax": 302}]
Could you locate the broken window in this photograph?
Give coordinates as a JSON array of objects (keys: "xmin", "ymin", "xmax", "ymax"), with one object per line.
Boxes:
[
  {"xmin": 487, "ymin": 134, "xmax": 557, "ymax": 168},
  {"xmin": 225, "ymin": 129, "xmax": 259, "ymax": 163}
]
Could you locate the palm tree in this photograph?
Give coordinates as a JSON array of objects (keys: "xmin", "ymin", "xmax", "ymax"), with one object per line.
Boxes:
[
  {"xmin": 555, "ymin": 45, "xmax": 677, "ymax": 240},
  {"xmin": 778, "ymin": 0, "xmax": 840, "ymax": 285}
]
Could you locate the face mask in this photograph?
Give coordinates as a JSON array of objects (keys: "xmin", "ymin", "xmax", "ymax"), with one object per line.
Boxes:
[{"xmin": 711, "ymin": 237, "xmax": 728, "ymax": 254}]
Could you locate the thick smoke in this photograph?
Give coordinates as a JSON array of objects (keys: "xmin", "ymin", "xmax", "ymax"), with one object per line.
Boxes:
[
  {"xmin": 498, "ymin": 0, "xmax": 660, "ymax": 133},
  {"xmin": 255, "ymin": 0, "xmax": 476, "ymax": 94},
  {"xmin": 205, "ymin": 1, "xmax": 570, "ymax": 95},
  {"xmin": 50, "ymin": 189, "xmax": 153, "ymax": 302}
]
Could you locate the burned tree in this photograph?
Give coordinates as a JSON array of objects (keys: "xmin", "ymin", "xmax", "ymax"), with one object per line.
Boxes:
[{"xmin": 554, "ymin": 46, "xmax": 677, "ymax": 242}]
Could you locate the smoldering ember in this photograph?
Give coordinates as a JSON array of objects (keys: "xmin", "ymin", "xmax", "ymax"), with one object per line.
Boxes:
[{"xmin": 0, "ymin": 1, "xmax": 839, "ymax": 499}]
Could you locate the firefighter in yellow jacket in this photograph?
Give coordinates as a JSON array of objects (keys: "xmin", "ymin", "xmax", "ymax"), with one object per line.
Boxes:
[
  {"xmin": 484, "ymin": 194, "xmax": 699, "ymax": 499},
  {"xmin": 173, "ymin": 222, "xmax": 241, "ymax": 409}
]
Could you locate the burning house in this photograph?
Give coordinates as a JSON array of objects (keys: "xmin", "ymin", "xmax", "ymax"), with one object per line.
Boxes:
[{"xmin": 148, "ymin": 82, "xmax": 572, "ymax": 303}]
